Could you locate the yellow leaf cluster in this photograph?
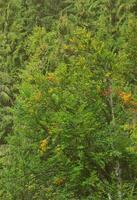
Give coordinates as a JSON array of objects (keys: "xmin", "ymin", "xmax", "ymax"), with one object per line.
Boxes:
[
  {"xmin": 55, "ymin": 145, "xmax": 62, "ymax": 154},
  {"xmin": 119, "ymin": 92, "xmax": 132, "ymax": 103},
  {"xmin": 39, "ymin": 44, "xmax": 48, "ymax": 51},
  {"xmin": 34, "ymin": 91, "xmax": 42, "ymax": 102},
  {"xmin": 39, "ymin": 139, "xmax": 48, "ymax": 154},
  {"xmin": 46, "ymin": 187, "xmax": 52, "ymax": 193},
  {"xmin": 69, "ymin": 38, "xmax": 76, "ymax": 43},
  {"xmin": 48, "ymin": 88, "xmax": 54, "ymax": 94},
  {"xmin": 105, "ymin": 72, "xmax": 112, "ymax": 78},
  {"xmin": 54, "ymin": 177, "xmax": 64, "ymax": 186},
  {"xmin": 123, "ymin": 123, "xmax": 132, "ymax": 131},
  {"xmin": 47, "ymin": 73, "xmax": 57, "ymax": 82},
  {"xmin": 63, "ymin": 44, "xmax": 70, "ymax": 50},
  {"xmin": 127, "ymin": 146, "xmax": 137, "ymax": 153}
]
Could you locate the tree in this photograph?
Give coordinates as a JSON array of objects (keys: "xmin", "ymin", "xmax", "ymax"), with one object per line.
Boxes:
[{"xmin": 1, "ymin": 1, "xmax": 137, "ymax": 199}]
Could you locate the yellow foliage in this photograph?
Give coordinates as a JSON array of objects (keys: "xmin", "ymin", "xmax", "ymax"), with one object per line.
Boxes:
[
  {"xmin": 34, "ymin": 91, "xmax": 42, "ymax": 102},
  {"xmin": 123, "ymin": 123, "xmax": 132, "ymax": 131},
  {"xmin": 105, "ymin": 72, "xmax": 112, "ymax": 78},
  {"xmin": 54, "ymin": 177, "xmax": 64, "ymax": 186},
  {"xmin": 78, "ymin": 44, "xmax": 85, "ymax": 50},
  {"xmin": 39, "ymin": 139, "xmax": 48, "ymax": 154},
  {"xmin": 69, "ymin": 38, "xmax": 76, "ymax": 43},
  {"xmin": 47, "ymin": 73, "xmax": 57, "ymax": 82},
  {"xmin": 48, "ymin": 88, "xmax": 54, "ymax": 94},
  {"xmin": 46, "ymin": 187, "xmax": 52, "ymax": 193},
  {"xmin": 27, "ymin": 184, "xmax": 35, "ymax": 191},
  {"xmin": 63, "ymin": 44, "xmax": 69, "ymax": 49},
  {"xmin": 127, "ymin": 146, "xmax": 137, "ymax": 153},
  {"xmin": 55, "ymin": 145, "xmax": 62, "ymax": 154},
  {"xmin": 40, "ymin": 44, "xmax": 48, "ymax": 51},
  {"xmin": 119, "ymin": 92, "xmax": 132, "ymax": 103}
]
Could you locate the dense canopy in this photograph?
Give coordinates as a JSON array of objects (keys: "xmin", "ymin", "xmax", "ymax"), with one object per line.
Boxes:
[{"xmin": 1, "ymin": 0, "xmax": 137, "ymax": 199}]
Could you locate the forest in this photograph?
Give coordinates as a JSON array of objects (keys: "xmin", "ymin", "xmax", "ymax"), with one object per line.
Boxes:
[{"xmin": 0, "ymin": 0, "xmax": 137, "ymax": 199}]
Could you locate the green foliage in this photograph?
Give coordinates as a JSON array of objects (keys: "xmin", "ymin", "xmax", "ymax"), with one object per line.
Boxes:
[{"xmin": 1, "ymin": 0, "xmax": 137, "ymax": 200}]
